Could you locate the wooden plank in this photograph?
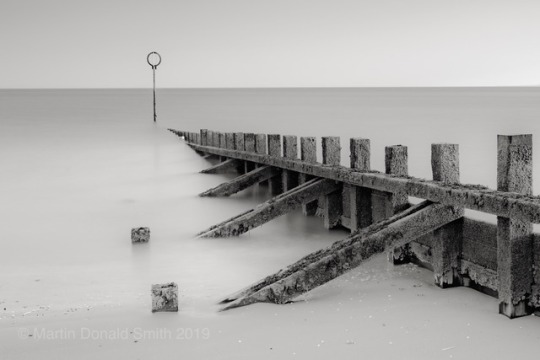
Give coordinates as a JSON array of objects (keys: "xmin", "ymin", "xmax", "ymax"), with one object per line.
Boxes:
[
  {"xmin": 200, "ymin": 159, "xmax": 240, "ymax": 174},
  {"xmin": 220, "ymin": 201, "xmax": 463, "ymax": 310},
  {"xmin": 199, "ymin": 166, "xmax": 278, "ymax": 197},
  {"xmin": 197, "ymin": 178, "xmax": 340, "ymax": 238},
  {"xmin": 184, "ymin": 143, "xmax": 540, "ymax": 224}
]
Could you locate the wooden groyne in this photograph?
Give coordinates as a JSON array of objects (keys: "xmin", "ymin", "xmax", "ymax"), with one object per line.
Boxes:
[{"xmin": 170, "ymin": 128, "xmax": 540, "ymax": 319}]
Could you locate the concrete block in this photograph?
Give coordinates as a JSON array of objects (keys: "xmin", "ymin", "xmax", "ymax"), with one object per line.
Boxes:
[
  {"xmin": 131, "ymin": 227, "xmax": 150, "ymax": 243},
  {"xmin": 151, "ymin": 282, "xmax": 178, "ymax": 312}
]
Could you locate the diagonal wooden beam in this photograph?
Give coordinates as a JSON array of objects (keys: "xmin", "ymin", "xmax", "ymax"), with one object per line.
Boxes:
[
  {"xmin": 200, "ymin": 159, "xmax": 241, "ymax": 174},
  {"xmin": 197, "ymin": 178, "xmax": 340, "ymax": 237},
  {"xmin": 199, "ymin": 166, "xmax": 278, "ymax": 197},
  {"xmin": 220, "ymin": 201, "xmax": 463, "ymax": 310}
]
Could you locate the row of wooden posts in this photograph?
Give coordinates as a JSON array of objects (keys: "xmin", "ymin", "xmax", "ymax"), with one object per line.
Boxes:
[{"xmin": 172, "ymin": 128, "xmax": 539, "ymax": 319}]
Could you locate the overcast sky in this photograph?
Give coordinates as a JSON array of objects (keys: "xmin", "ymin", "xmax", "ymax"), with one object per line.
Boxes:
[{"xmin": 2, "ymin": 0, "xmax": 540, "ymax": 88}]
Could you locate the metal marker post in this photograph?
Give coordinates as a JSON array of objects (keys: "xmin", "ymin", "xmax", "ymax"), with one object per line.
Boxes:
[{"xmin": 147, "ymin": 52, "xmax": 162, "ymax": 122}]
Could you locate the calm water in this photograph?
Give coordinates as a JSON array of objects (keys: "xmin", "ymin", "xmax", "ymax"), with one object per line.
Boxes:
[{"xmin": 1, "ymin": 87, "xmax": 540, "ymax": 316}]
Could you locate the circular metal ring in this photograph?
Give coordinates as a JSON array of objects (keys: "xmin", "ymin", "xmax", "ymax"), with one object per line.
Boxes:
[{"xmin": 147, "ymin": 52, "xmax": 162, "ymax": 68}]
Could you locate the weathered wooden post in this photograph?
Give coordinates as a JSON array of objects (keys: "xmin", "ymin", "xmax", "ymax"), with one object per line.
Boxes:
[
  {"xmin": 225, "ymin": 133, "xmax": 235, "ymax": 150},
  {"xmin": 268, "ymin": 134, "xmax": 283, "ymax": 195},
  {"xmin": 234, "ymin": 132, "xmax": 246, "ymax": 174},
  {"xmin": 200, "ymin": 129, "xmax": 208, "ymax": 146},
  {"xmin": 255, "ymin": 134, "xmax": 268, "ymax": 185},
  {"xmin": 374, "ymin": 145, "xmax": 408, "ymax": 223},
  {"xmin": 218, "ymin": 132, "xmax": 226, "ymax": 160},
  {"xmin": 379, "ymin": 145, "xmax": 409, "ymax": 263},
  {"xmin": 282, "ymin": 135, "xmax": 299, "ymax": 191},
  {"xmin": 244, "ymin": 133, "xmax": 256, "ymax": 172},
  {"xmin": 431, "ymin": 143, "xmax": 463, "ymax": 288},
  {"xmin": 234, "ymin": 132, "xmax": 245, "ymax": 152},
  {"xmin": 300, "ymin": 137, "xmax": 318, "ymax": 215},
  {"xmin": 349, "ymin": 138, "xmax": 372, "ymax": 231},
  {"xmin": 497, "ymin": 134, "xmax": 533, "ymax": 318},
  {"xmin": 219, "ymin": 132, "xmax": 226, "ymax": 149},
  {"xmin": 244, "ymin": 133, "xmax": 256, "ymax": 152},
  {"xmin": 255, "ymin": 134, "xmax": 267, "ymax": 154},
  {"xmin": 320, "ymin": 136, "xmax": 342, "ymax": 229}
]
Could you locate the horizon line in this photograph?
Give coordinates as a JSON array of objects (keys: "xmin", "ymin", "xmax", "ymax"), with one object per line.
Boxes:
[{"xmin": 1, "ymin": 85, "xmax": 540, "ymax": 91}]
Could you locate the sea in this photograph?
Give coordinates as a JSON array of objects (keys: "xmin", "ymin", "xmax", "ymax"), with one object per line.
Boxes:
[{"xmin": 1, "ymin": 87, "xmax": 540, "ymax": 317}]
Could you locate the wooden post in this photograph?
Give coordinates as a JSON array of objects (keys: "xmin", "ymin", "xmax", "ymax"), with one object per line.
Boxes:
[
  {"xmin": 431, "ymin": 144, "xmax": 463, "ymax": 288},
  {"xmin": 282, "ymin": 135, "xmax": 299, "ymax": 191},
  {"xmin": 218, "ymin": 132, "xmax": 226, "ymax": 160},
  {"xmin": 497, "ymin": 134, "xmax": 533, "ymax": 318},
  {"xmin": 268, "ymin": 134, "xmax": 281, "ymax": 157},
  {"xmin": 380, "ymin": 145, "xmax": 409, "ymax": 263},
  {"xmin": 234, "ymin": 132, "xmax": 246, "ymax": 174},
  {"xmin": 320, "ymin": 136, "xmax": 342, "ymax": 229},
  {"xmin": 234, "ymin": 132, "xmax": 245, "ymax": 151},
  {"xmin": 244, "ymin": 133, "xmax": 256, "ymax": 152},
  {"xmin": 244, "ymin": 133, "xmax": 256, "ymax": 172},
  {"xmin": 268, "ymin": 134, "xmax": 283, "ymax": 195},
  {"xmin": 225, "ymin": 133, "xmax": 235, "ymax": 150},
  {"xmin": 200, "ymin": 129, "xmax": 208, "ymax": 146},
  {"xmin": 374, "ymin": 145, "xmax": 408, "ymax": 223},
  {"xmin": 300, "ymin": 137, "xmax": 318, "ymax": 216},
  {"xmin": 349, "ymin": 138, "xmax": 372, "ymax": 231},
  {"xmin": 255, "ymin": 134, "xmax": 267, "ymax": 155},
  {"xmin": 213, "ymin": 131, "xmax": 220, "ymax": 148},
  {"xmin": 218, "ymin": 132, "xmax": 224, "ymax": 148},
  {"xmin": 255, "ymin": 134, "xmax": 268, "ymax": 185}
]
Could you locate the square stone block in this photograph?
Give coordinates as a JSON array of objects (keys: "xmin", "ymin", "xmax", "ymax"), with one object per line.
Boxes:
[
  {"xmin": 151, "ymin": 282, "xmax": 178, "ymax": 312},
  {"xmin": 131, "ymin": 227, "xmax": 150, "ymax": 243}
]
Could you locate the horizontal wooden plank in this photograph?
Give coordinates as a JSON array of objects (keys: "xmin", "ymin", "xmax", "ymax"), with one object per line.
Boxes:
[{"xmin": 187, "ymin": 143, "xmax": 540, "ymax": 224}]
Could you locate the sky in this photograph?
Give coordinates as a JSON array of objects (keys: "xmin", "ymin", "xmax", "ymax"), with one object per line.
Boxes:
[{"xmin": 2, "ymin": 0, "xmax": 540, "ymax": 88}]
